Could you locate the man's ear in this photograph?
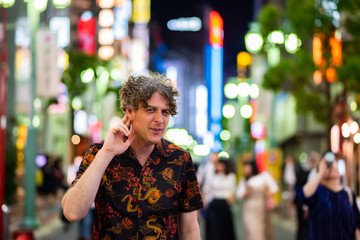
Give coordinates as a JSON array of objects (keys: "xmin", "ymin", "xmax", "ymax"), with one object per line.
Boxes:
[{"xmin": 125, "ymin": 108, "xmax": 133, "ymax": 121}]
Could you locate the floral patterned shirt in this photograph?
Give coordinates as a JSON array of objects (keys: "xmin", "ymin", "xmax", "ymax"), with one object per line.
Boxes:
[{"xmin": 74, "ymin": 138, "xmax": 203, "ymax": 240}]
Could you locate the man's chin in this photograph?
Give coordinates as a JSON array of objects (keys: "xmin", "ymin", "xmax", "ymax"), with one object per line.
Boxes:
[{"xmin": 147, "ymin": 136, "xmax": 162, "ymax": 145}]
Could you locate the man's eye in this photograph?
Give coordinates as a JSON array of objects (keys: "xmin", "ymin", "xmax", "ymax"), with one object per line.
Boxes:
[{"xmin": 163, "ymin": 111, "xmax": 170, "ymax": 116}]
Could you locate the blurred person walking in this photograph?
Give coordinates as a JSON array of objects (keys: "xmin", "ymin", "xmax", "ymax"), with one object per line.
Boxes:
[
  {"xmin": 296, "ymin": 151, "xmax": 360, "ymax": 240},
  {"xmin": 293, "ymin": 151, "xmax": 320, "ymax": 240},
  {"xmin": 281, "ymin": 154, "xmax": 297, "ymax": 219},
  {"xmin": 203, "ymin": 158, "xmax": 236, "ymax": 240},
  {"xmin": 38, "ymin": 155, "xmax": 63, "ymax": 207},
  {"xmin": 236, "ymin": 160, "xmax": 278, "ymax": 240},
  {"xmin": 283, "ymin": 154, "xmax": 297, "ymax": 200},
  {"xmin": 61, "ymin": 73, "xmax": 203, "ymax": 239},
  {"xmin": 196, "ymin": 152, "xmax": 219, "ymax": 219}
]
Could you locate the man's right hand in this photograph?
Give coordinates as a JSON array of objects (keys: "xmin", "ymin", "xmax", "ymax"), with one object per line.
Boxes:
[{"xmin": 102, "ymin": 114, "xmax": 135, "ymax": 156}]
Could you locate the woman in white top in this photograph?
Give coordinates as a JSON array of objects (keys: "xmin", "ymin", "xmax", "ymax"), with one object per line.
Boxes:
[
  {"xmin": 237, "ymin": 160, "xmax": 279, "ymax": 240},
  {"xmin": 203, "ymin": 158, "xmax": 237, "ymax": 240}
]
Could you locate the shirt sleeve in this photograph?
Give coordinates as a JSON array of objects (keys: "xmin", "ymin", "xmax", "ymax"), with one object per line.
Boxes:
[
  {"xmin": 72, "ymin": 144, "xmax": 101, "ymax": 186},
  {"xmin": 229, "ymin": 173, "xmax": 237, "ymax": 195},
  {"xmin": 262, "ymin": 171, "xmax": 279, "ymax": 193},
  {"xmin": 295, "ymin": 185, "xmax": 317, "ymax": 207},
  {"xmin": 178, "ymin": 151, "xmax": 204, "ymax": 212}
]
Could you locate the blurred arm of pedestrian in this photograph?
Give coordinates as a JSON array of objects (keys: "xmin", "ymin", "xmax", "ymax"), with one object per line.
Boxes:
[
  {"xmin": 302, "ymin": 158, "xmax": 327, "ymax": 198},
  {"xmin": 61, "ymin": 115, "xmax": 135, "ymax": 221},
  {"xmin": 236, "ymin": 179, "xmax": 252, "ymax": 199},
  {"xmin": 262, "ymin": 171, "xmax": 279, "ymax": 195},
  {"xmin": 226, "ymin": 173, "xmax": 237, "ymax": 205}
]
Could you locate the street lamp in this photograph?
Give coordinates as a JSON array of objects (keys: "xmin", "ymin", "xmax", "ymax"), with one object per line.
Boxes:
[
  {"xmin": 244, "ymin": 23, "xmax": 263, "ymax": 54},
  {"xmin": 0, "ymin": 0, "xmax": 14, "ymax": 7}
]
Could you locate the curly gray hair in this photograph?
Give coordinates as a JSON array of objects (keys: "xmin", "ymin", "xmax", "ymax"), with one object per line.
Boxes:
[{"xmin": 119, "ymin": 72, "xmax": 179, "ymax": 116}]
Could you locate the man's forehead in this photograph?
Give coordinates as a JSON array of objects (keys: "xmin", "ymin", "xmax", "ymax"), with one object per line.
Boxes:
[{"xmin": 141, "ymin": 96, "xmax": 170, "ymax": 109}]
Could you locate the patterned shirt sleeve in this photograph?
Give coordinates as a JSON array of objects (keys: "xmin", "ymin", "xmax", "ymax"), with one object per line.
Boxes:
[
  {"xmin": 178, "ymin": 151, "xmax": 204, "ymax": 212},
  {"xmin": 72, "ymin": 144, "xmax": 101, "ymax": 185}
]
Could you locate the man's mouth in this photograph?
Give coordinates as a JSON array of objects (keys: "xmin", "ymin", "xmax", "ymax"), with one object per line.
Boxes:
[{"xmin": 150, "ymin": 128, "xmax": 162, "ymax": 133}]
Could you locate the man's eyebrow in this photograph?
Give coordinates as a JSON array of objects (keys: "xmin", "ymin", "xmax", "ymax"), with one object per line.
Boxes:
[
  {"xmin": 146, "ymin": 104, "xmax": 170, "ymax": 111},
  {"xmin": 144, "ymin": 104, "xmax": 156, "ymax": 109}
]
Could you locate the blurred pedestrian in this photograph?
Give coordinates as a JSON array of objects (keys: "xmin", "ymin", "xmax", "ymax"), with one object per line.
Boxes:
[
  {"xmin": 203, "ymin": 158, "xmax": 236, "ymax": 240},
  {"xmin": 62, "ymin": 73, "xmax": 203, "ymax": 239},
  {"xmin": 236, "ymin": 160, "xmax": 279, "ymax": 240},
  {"xmin": 197, "ymin": 151, "xmax": 219, "ymax": 218},
  {"xmin": 283, "ymin": 154, "xmax": 296, "ymax": 199},
  {"xmin": 51, "ymin": 156, "xmax": 67, "ymax": 195},
  {"xmin": 281, "ymin": 154, "xmax": 297, "ymax": 219},
  {"xmin": 296, "ymin": 151, "xmax": 360, "ymax": 240},
  {"xmin": 293, "ymin": 152, "xmax": 319, "ymax": 240},
  {"xmin": 38, "ymin": 155, "xmax": 58, "ymax": 207}
]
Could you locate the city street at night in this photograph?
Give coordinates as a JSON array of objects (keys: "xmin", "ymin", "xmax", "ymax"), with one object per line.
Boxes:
[{"xmin": 2, "ymin": 0, "xmax": 360, "ymax": 239}]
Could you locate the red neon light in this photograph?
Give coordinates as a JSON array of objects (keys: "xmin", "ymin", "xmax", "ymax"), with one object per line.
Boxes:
[
  {"xmin": 77, "ymin": 17, "xmax": 96, "ymax": 56},
  {"xmin": 209, "ymin": 11, "xmax": 223, "ymax": 48}
]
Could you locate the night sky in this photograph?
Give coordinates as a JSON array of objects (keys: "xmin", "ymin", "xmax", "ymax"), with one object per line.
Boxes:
[{"xmin": 150, "ymin": 0, "xmax": 254, "ymax": 79}]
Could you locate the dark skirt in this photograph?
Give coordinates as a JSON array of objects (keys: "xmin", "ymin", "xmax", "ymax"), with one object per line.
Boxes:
[{"xmin": 205, "ymin": 199, "xmax": 236, "ymax": 240}]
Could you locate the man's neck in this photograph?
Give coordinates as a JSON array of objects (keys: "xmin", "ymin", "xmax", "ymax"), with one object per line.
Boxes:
[{"xmin": 130, "ymin": 140, "xmax": 156, "ymax": 166}]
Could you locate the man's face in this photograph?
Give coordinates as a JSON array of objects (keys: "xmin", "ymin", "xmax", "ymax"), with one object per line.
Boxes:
[{"xmin": 127, "ymin": 92, "xmax": 171, "ymax": 146}]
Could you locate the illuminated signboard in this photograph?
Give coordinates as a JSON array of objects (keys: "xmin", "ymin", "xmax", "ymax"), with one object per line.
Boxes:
[
  {"xmin": 49, "ymin": 16, "xmax": 70, "ymax": 49},
  {"xmin": 167, "ymin": 17, "xmax": 202, "ymax": 32},
  {"xmin": 113, "ymin": 4, "xmax": 130, "ymax": 40},
  {"xmin": 209, "ymin": 11, "xmax": 223, "ymax": 48},
  {"xmin": 132, "ymin": 0, "xmax": 150, "ymax": 23},
  {"xmin": 77, "ymin": 11, "xmax": 96, "ymax": 55},
  {"xmin": 205, "ymin": 44, "xmax": 223, "ymax": 152}
]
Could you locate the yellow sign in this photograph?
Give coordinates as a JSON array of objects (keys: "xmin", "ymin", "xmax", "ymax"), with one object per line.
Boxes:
[{"xmin": 132, "ymin": 0, "xmax": 150, "ymax": 23}]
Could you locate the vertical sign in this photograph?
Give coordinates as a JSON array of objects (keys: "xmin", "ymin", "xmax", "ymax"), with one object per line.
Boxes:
[
  {"xmin": 209, "ymin": 11, "xmax": 223, "ymax": 48},
  {"xmin": 205, "ymin": 11, "xmax": 223, "ymax": 152},
  {"xmin": 36, "ymin": 29, "xmax": 60, "ymax": 97},
  {"xmin": 78, "ymin": 13, "xmax": 96, "ymax": 55},
  {"xmin": 132, "ymin": 0, "xmax": 150, "ymax": 24}
]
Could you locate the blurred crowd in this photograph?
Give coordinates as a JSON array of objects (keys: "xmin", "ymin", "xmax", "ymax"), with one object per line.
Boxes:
[
  {"xmin": 196, "ymin": 150, "xmax": 360, "ymax": 240},
  {"xmin": 36, "ymin": 149, "xmax": 360, "ymax": 240},
  {"xmin": 197, "ymin": 152, "xmax": 279, "ymax": 240}
]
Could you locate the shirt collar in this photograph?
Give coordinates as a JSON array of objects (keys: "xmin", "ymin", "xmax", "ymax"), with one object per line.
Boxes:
[
  {"xmin": 121, "ymin": 138, "xmax": 170, "ymax": 160},
  {"xmin": 153, "ymin": 138, "xmax": 170, "ymax": 158}
]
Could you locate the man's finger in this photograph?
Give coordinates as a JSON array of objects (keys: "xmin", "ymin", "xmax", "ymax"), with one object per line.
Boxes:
[
  {"xmin": 121, "ymin": 114, "xmax": 128, "ymax": 123},
  {"xmin": 112, "ymin": 124, "xmax": 130, "ymax": 136},
  {"xmin": 124, "ymin": 118, "xmax": 131, "ymax": 128}
]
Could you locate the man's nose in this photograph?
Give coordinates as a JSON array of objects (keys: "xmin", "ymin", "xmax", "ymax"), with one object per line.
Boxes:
[{"xmin": 154, "ymin": 110, "xmax": 163, "ymax": 123}]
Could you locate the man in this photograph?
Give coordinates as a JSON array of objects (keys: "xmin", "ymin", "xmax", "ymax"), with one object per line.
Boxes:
[{"xmin": 62, "ymin": 73, "xmax": 203, "ymax": 239}]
